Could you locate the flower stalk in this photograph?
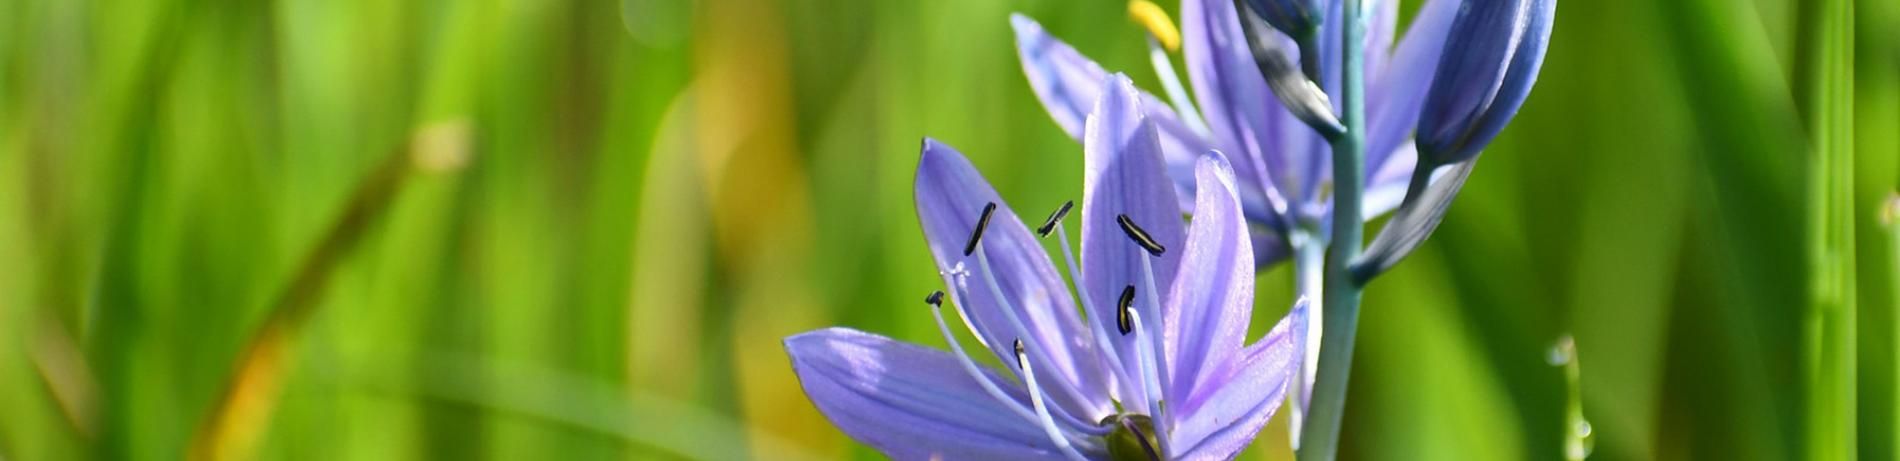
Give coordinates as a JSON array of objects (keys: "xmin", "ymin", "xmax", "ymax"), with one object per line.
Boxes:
[{"xmin": 1296, "ymin": 0, "xmax": 1366, "ymax": 457}]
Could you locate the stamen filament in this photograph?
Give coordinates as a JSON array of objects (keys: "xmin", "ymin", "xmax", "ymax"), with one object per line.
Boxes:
[
  {"xmin": 1017, "ymin": 340, "xmax": 1094, "ymax": 461},
  {"xmin": 1126, "ymin": 309, "xmax": 1169, "ymax": 456},
  {"xmin": 1053, "ymin": 220, "xmax": 1142, "ymax": 405},
  {"xmin": 930, "ymin": 303, "xmax": 1103, "ymax": 444},
  {"xmin": 1117, "ymin": 285, "xmax": 1156, "ymax": 410},
  {"xmin": 974, "ymin": 245, "xmax": 1107, "ymax": 425},
  {"xmin": 1136, "ymin": 254, "xmax": 1173, "ymax": 441},
  {"xmin": 1147, "ymin": 38, "xmax": 1210, "ymax": 136},
  {"xmin": 950, "ymin": 277, "xmax": 1110, "ymax": 441}
]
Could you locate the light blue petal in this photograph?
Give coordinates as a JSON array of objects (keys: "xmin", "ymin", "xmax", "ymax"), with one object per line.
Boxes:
[
  {"xmin": 1168, "ymin": 300, "xmax": 1306, "ymax": 459},
  {"xmin": 1182, "ymin": 0, "xmax": 1303, "ymax": 213},
  {"xmin": 1011, "ymin": 13, "xmax": 1210, "ymax": 212},
  {"xmin": 1080, "ymin": 75, "xmax": 1188, "ymax": 380},
  {"xmin": 785, "ymin": 328, "xmax": 1071, "ymax": 461},
  {"xmin": 915, "ymin": 138, "xmax": 1113, "ymax": 419},
  {"xmin": 1163, "ymin": 152, "xmax": 1255, "ymax": 401}
]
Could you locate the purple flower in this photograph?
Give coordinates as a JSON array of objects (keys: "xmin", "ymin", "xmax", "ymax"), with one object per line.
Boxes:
[
  {"xmin": 1012, "ymin": 0, "xmax": 1462, "ymax": 267},
  {"xmin": 1416, "ymin": 0, "xmax": 1557, "ymax": 166},
  {"xmin": 785, "ymin": 75, "xmax": 1305, "ymax": 460}
]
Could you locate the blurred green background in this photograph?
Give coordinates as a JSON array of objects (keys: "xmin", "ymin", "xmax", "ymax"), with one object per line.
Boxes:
[{"xmin": 1, "ymin": 0, "xmax": 1897, "ymax": 459}]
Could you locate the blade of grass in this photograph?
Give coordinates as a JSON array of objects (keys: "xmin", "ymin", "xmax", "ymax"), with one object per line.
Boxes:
[
  {"xmin": 1797, "ymin": 0, "xmax": 1857, "ymax": 457},
  {"xmin": 187, "ymin": 125, "xmax": 468, "ymax": 461}
]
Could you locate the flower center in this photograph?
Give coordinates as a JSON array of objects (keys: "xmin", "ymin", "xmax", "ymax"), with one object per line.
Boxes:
[{"xmin": 1102, "ymin": 413, "xmax": 1165, "ymax": 461}]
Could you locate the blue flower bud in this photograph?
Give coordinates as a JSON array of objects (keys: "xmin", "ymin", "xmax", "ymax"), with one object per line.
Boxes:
[
  {"xmin": 1241, "ymin": 0, "xmax": 1324, "ymax": 38},
  {"xmin": 1415, "ymin": 0, "xmax": 1556, "ymax": 166}
]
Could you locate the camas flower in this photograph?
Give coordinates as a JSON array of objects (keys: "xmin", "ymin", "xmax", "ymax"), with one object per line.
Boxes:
[
  {"xmin": 1416, "ymin": 0, "xmax": 1557, "ymax": 167},
  {"xmin": 1013, "ymin": 0, "xmax": 1462, "ymax": 266},
  {"xmin": 785, "ymin": 75, "xmax": 1305, "ymax": 460}
]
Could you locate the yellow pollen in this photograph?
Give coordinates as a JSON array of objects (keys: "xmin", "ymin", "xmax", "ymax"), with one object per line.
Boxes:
[{"xmin": 1127, "ymin": 0, "xmax": 1181, "ymax": 52}]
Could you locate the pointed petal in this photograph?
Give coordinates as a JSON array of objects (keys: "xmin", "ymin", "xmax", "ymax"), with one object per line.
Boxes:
[
  {"xmin": 1416, "ymin": 0, "xmax": 1555, "ymax": 165},
  {"xmin": 785, "ymin": 328, "xmax": 1069, "ymax": 460},
  {"xmin": 1365, "ymin": 0, "xmax": 1458, "ymax": 179},
  {"xmin": 1012, "ymin": 13, "xmax": 1211, "ymax": 207},
  {"xmin": 1181, "ymin": 0, "xmax": 1306, "ymax": 211},
  {"xmin": 915, "ymin": 138, "xmax": 1111, "ymax": 417},
  {"xmin": 1168, "ymin": 301, "xmax": 1306, "ymax": 459},
  {"xmin": 1163, "ymin": 152, "xmax": 1254, "ymax": 401},
  {"xmin": 1081, "ymin": 75, "xmax": 1187, "ymax": 376}
]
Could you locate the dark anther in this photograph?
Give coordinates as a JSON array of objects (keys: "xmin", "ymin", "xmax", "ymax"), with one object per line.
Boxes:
[
  {"xmin": 1036, "ymin": 200, "xmax": 1074, "ymax": 238},
  {"xmin": 964, "ymin": 202, "xmax": 997, "ymax": 256},
  {"xmin": 1012, "ymin": 339, "xmax": 1028, "ymax": 368},
  {"xmin": 1117, "ymin": 285, "xmax": 1137, "ymax": 335},
  {"xmin": 924, "ymin": 290, "xmax": 945, "ymax": 308},
  {"xmin": 1116, "ymin": 214, "xmax": 1166, "ymax": 256}
]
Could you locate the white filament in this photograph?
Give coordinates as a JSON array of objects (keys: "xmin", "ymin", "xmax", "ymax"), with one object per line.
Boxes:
[
  {"xmin": 1019, "ymin": 342, "xmax": 1094, "ymax": 461},
  {"xmin": 1126, "ymin": 308, "xmax": 1170, "ymax": 456},
  {"xmin": 973, "ymin": 245, "xmax": 1107, "ymax": 425},
  {"xmin": 1052, "ymin": 221, "xmax": 1142, "ymax": 405},
  {"xmin": 1148, "ymin": 37, "xmax": 1209, "ymax": 136},
  {"xmin": 930, "ymin": 305, "xmax": 1100, "ymax": 446}
]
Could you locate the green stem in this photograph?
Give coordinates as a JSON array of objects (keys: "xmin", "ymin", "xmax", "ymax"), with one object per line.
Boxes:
[
  {"xmin": 1296, "ymin": 0, "xmax": 1366, "ymax": 458},
  {"xmin": 1796, "ymin": 0, "xmax": 1856, "ymax": 458}
]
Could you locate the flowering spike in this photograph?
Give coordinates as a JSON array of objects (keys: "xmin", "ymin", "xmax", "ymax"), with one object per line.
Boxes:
[
  {"xmin": 963, "ymin": 202, "xmax": 998, "ymax": 256},
  {"xmin": 1117, "ymin": 285, "xmax": 1138, "ymax": 335},
  {"xmin": 924, "ymin": 290, "xmax": 945, "ymax": 308},
  {"xmin": 1116, "ymin": 214, "xmax": 1167, "ymax": 256},
  {"xmin": 1416, "ymin": 0, "xmax": 1557, "ymax": 166},
  {"xmin": 1037, "ymin": 201, "xmax": 1075, "ymax": 238}
]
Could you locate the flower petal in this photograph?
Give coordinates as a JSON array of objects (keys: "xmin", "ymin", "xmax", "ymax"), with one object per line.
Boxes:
[
  {"xmin": 1365, "ymin": 0, "xmax": 1458, "ymax": 185},
  {"xmin": 914, "ymin": 138, "xmax": 1111, "ymax": 418},
  {"xmin": 1163, "ymin": 152, "xmax": 1254, "ymax": 402},
  {"xmin": 1416, "ymin": 0, "xmax": 1553, "ymax": 165},
  {"xmin": 1012, "ymin": 13, "xmax": 1210, "ymax": 209},
  {"xmin": 1169, "ymin": 300, "xmax": 1306, "ymax": 459},
  {"xmin": 1081, "ymin": 75, "xmax": 1187, "ymax": 380},
  {"xmin": 785, "ymin": 328, "xmax": 1070, "ymax": 460},
  {"xmin": 1181, "ymin": 0, "xmax": 1304, "ymax": 213}
]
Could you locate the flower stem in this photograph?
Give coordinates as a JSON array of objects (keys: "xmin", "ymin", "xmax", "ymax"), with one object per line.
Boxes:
[{"xmin": 1296, "ymin": 0, "xmax": 1366, "ymax": 458}]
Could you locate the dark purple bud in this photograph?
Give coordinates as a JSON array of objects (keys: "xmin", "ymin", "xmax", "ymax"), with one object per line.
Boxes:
[
  {"xmin": 1241, "ymin": 0, "xmax": 1323, "ymax": 39},
  {"xmin": 1416, "ymin": 0, "xmax": 1556, "ymax": 166}
]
